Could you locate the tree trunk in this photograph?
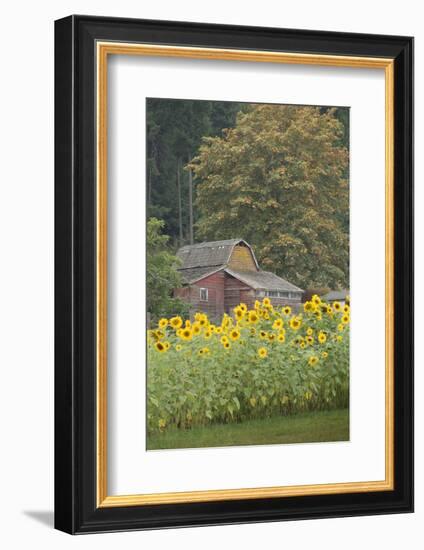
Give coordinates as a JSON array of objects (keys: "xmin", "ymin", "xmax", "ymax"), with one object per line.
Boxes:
[
  {"xmin": 177, "ymin": 158, "xmax": 183, "ymax": 245},
  {"xmin": 188, "ymin": 156, "xmax": 194, "ymax": 245},
  {"xmin": 147, "ymin": 162, "xmax": 152, "ymax": 208}
]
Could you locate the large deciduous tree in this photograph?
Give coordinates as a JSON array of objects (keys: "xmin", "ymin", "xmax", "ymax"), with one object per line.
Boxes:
[{"xmin": 189, "ymin": 104, "xmax": 349, "ymax": 289}]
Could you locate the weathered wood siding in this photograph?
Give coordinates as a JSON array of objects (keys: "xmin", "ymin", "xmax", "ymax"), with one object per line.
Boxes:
[
  {"xmin": 224, "ymin": 272, "xmax": 255, "ymax": 312},
  {"xmin": 227, "ymin": 244, "xmax": 257, "ymax": 272},
  {"xmin": 175, "ymin": 271, "xmax": 225, "ymax": 321}
]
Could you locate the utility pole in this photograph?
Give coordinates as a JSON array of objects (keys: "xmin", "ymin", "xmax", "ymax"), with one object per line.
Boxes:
[
  {"xmin": 177, "ymin": 158, "xmax": 183, "ymax": 245},
  {"xmin": 188, "ymin": 155, "xmax": 194, "ymax": 245}
]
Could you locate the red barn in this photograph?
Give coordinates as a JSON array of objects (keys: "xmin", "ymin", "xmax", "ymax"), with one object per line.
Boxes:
[{"xmin": 174, "ymin": 239, "xmax": 303, "ymax": 320}]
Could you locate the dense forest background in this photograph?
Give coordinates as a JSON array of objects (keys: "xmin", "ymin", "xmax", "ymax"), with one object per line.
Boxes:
[{"xmin": 146, "ymin": 98, "xmax": 349, "ymax": 291}]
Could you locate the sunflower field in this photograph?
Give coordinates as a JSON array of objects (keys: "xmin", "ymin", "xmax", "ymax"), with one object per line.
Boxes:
[{"xmin": 147, "ymin": 296, "xmax": 350, "ymax": 435}]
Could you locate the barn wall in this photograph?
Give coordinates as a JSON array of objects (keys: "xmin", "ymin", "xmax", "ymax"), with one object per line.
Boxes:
[
  {"xmin": 176, "ymin": 271, "xmax": 225, "ymax": 322},
  {"xmin": 224, "ymin": 273, "xmax": 255, "ymax": 312}
]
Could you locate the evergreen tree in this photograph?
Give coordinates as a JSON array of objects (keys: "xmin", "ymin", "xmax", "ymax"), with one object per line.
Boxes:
[{"xmin": 146, "ymin": 99, "xmax": 244, "ymax": 245}]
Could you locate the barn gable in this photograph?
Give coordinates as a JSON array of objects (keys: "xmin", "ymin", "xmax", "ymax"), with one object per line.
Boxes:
[
  {"xmin": 177, "ymin": 239, "xmax": 259, "ymax": 284},
  {"xmin": 227, "ymin": 242, "xmax": 258, "ymax": 272}
]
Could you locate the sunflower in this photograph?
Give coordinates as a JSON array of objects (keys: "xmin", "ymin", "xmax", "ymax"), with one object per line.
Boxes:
[
  {"xmin": 199, "ymin": 316, "xmax": 208, "ymax": 327},
  {"xmin": 289, "ymin": 316, "xmax": 302, "ymax": 330},
  {"xmin": 192, "ymin": 323, "xmax": 201, "ymax": 336},
  {"xmin": 306, "ymin": 335, "xmax": 314, "ymax": 345},
  {"xmin": 175, "ymin": 344, "xmax": 182, "ymax": 351},
  {"xmin": 303, "ymin": 301, "xmax": 315, "ymax": 313},
  {"xmin": 158, "ymin": 318, "xmax": 168, "ymax": 329},
  {"xmin": 277, "ymin": 332, "xmax": 286, "ymax": 343},
  {"xmin": 337, "ymin": 335, "xmax": 343, "ymax": 342},
  {"xmin": 215, "ymin": 326, "xmax": 223, "ymax": 335},
  {"xmin": 259, "ymin": 330, "xmax": 268, "ymax": 340},
  {"xmin": 272, "ymin": 319, "xmax": 284, "ymax": 330},
  {"xmin": 204, "ymin": 330, "xmax": 212, "ymax": 339},
  {"xmin": 250, "ymin": 327, "xmax": 257, "ymax": 336},
  {"xmin": 234, "ymin": 307, "xmax": 245, "ymax": 321},
  {"xmin": 338, "ymin": 323, "xmax": 344, "ymax": 332},
  {"xmin": 185, "ymin": 320, "xmax": 191, "ymax": 328},
  {"xmin": 318, "ymin": 331, "xmax": 327, "ymax": 344},
  {"xmin": 262, "ymin": 297, "xmax": 271, "ymax": 308},
  {"xmin": 198, "ymin": 347, "xmax": 210, "ymax": 356},
  {"xmin": 155, "ymin": 341, "xmax": 167, "ymax": 353},
  {"xmin": 308, "ymin": 355, "xmax": 319, "ymax": 366},
  {"xmin": 306, "ymin": 327, "xmax": 314, "ymax": 336},
  {"xmin": 300, "ymin": 341, "xmax": 306, "ymax": 349},
  {"xmin": 223, "ymin": 316, "xmax": 233, "ymax": 329},
  {"xmin": 239, "ymin": 303, "xmax": 248, "ymax": 313},
  {"xmin": 180, "ymin": 327, "xmax": 193, "ymax": 341},
  {"xmin": 321, "ymin": 351, "xmax": 328, "ymax": 359},
  {"xmin": 229, "ymin": 328, "xmax": 240, "ymax": 341},
  {"xmin": 164, "ymin": 341, "xmax": 170, "ymax": 351},
  {"xmin": 248, "ymin": 310, "xmax": 259, "ymax": 324},
  {"xmin": 169, "ymin": 316, "xmax": 183, "ymax": 329},
  {"xmin": 343, "ymin": 304, "xmax": 350, "ymax": 313},
  {"xmin": 333, "ymin": 301, "xmax": 342, "ymax": 312},
  {"xmin": 220, "ymin": 335, "xmax": 229, "ymax": 346},
  {"xmin": 224, "ymin": 342, "xmax": 231, "ymax": 349},
  {"xmin": 254, "ymin": 300, "xmax": 261, "ymax": 310},
  {"xmin": 258, "ymin": 347, "xmax": 268, "ymax": 358},
  {"xmin": 282, "ymin": 306, "xmax": 292, "ymax": 316},
  {"xmin": 262, "ymin": 310, "xmax": 270, "ymax": 320},
  {"xmin": 268, "ymin": 333, "xmax": 275, "ymax": 342},
  {"xmin": 341, "ymin": 314, "xmax": 350, "ymax": 325},
  {"xmin": 311, "ymin": 294, "xmax": 321, "ymax": 305},
  {"xmin": 148, "ymin": 330, "xmax": 159, "ymax": 342},
  {"xmin": 326, "ymin": 306, "xmax": 333, "ymax": 315}
]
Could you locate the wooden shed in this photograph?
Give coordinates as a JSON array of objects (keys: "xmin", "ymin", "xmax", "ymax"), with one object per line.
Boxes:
[{"xmin": 174, "ymin": 239, "xmax": 303, "ymax": 320}]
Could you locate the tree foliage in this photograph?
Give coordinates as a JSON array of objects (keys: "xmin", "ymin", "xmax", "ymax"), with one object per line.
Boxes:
[
  {"xmin": 189, "ymin": 104, "xmax": 349, "ymax": 289},
  {"xmin": 146, "ymin": 217, "xmax": 188, "ymax": 320}
]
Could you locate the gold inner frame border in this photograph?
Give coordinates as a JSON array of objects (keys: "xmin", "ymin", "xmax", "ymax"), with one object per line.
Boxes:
[{"xmin": 96, "ymin": 42, "xmax": 394, "ymax": 508}]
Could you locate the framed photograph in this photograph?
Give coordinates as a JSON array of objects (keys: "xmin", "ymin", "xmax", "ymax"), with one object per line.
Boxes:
[{"xmin": 54, "ymin": 15, "xmax": 413, "ymax": 534}]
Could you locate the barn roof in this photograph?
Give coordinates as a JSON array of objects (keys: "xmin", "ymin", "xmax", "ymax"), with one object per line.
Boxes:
[
  {"xmin": 225, "ymin": 269, "xmax": 303, "ymax": 292},
  {"xmin": 177, "ymin": 239, "xmax": 258, "ymax": 270},
  {"xmin": 322, "ymin": 289, "xmax": 349, "ymax": 301},
  {"xmin": 178, "ymin": 266, "xmax": 223, "ymax": 284},
  {"xmin": 176, "ymin": 239, "xmax": 302, "ymax": 291}
]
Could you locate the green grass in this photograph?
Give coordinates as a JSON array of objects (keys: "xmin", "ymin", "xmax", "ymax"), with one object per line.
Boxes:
[{"xmin": 147, "ymin": 408, "xmax": 349, "ymax": 450}]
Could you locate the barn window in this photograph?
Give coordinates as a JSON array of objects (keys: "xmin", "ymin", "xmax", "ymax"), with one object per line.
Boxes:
[{"xmin": 200, "ymin": 288, "xmax": 208, "ymax": 301}]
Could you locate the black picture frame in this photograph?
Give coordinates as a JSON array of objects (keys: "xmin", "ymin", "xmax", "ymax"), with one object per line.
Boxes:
[{"xmin": 55, "ymin": 15, "xmax": 414, "ymax": 534}]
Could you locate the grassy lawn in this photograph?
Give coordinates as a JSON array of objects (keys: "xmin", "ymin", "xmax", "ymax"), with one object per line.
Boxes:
[{"xmin": 147, "ymin": 408, "xmax": 349, "ymax": 450}]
